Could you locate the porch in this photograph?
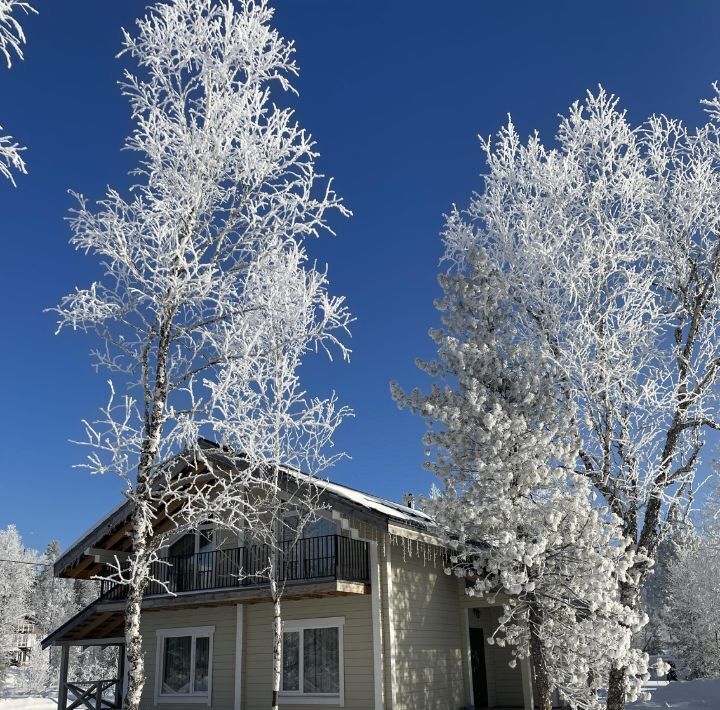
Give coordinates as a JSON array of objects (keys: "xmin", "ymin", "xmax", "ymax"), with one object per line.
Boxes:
[{"xmin": 55, "ymin": 641, "xmax": 125, "ymax": 710}]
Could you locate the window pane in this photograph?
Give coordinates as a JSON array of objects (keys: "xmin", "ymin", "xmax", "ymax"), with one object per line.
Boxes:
[
  {"xmin": 282, "ymin": 515, "xmax": 300, "ymax": 542},
  {"xmin": 305, "ymin": 517, "xmax": 336, "ymax": 538},
  {"xmin": 169, "ymin": 533, "xmax": 195, "ymax": 557},
  {"xmin": 282, "ymin": 631, "xmax": 300, "ymax": 691},
  {"xmin": 198, "ymin": 528, "xmax": 214, "ymax": 576},
  {"xmin": 194, "ymin": 636, "xmax": 210, "ymax": 692},
  {"xmin": 169, "ymin": 535, "xmax": 195, "ymax": 592},
  {"xmin": 198, "ymin": 528, "xmax": 214, "ymax": 553},
  {"xmin": 303, "ymin": 627, "xmax": 339, "ymax": 694},
  {"xmin": 162, "ymin": 636, "xmax": 191, "ymax": 694}
]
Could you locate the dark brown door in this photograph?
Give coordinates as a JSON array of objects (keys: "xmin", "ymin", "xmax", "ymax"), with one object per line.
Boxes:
[{"xmin": 470, "ymin": 627, "xmax": 489, "ymax": 708}]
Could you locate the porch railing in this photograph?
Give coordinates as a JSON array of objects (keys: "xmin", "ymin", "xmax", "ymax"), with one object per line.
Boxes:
[
  {"xmin": 100, "ymin": 534, "xmax": 369, "ymax": 600},
  {"xmin": 63, "ymin": 679, "xmax": 120, "ymax": 710}
]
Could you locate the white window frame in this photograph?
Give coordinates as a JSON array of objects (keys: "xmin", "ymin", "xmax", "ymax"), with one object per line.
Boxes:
[
  {"xmin": 154, "ymin": 626, "xmax": 215, "ymax": 705},
  {"xmin": 279, "ymin": 616, "xmax": 345, "ymax": 706}
]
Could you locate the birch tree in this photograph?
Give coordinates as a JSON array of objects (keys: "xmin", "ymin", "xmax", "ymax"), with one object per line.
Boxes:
[
  {"xmin": 52, "ymin": 2, "xmax": 351, "ymax": 709},
  {"xmin": 0, "ymin": 0, "xmax": 35, "ymax": 184},
  {"xmin": 393, "ymin": 249, "xmax": 650, "ymax": 709},
  {"xmin": 431, "ymin": 88, "xmax": 720, "ymax": 708},
  {"xmin": 205, "ymin": 244, "xmax": 351, "ymax": 709}
]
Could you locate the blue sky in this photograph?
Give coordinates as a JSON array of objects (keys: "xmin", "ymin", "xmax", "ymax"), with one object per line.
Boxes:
[{"xmin": 2, "ymin": 0, "xmax": 720, "ymax": 550}]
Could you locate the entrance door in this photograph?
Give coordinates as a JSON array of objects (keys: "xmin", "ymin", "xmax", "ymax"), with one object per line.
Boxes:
[{"xmin": 470, "ymin": 627, "xmax": 489, "ymax": 709}]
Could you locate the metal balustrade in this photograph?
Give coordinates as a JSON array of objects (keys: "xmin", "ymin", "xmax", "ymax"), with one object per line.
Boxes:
[{"xmin": 100, "ymin": 534, "xmax": 370, "ymax": 600}]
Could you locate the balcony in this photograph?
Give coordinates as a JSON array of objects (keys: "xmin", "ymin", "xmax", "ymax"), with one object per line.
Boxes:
[{"xmin": 100, "ymin": 534, "xmax": 369, "ymax": 601}]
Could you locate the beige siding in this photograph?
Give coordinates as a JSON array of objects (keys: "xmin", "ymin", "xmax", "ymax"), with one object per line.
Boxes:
[
  {"xmin": 381, "ymin": 540, "xmax": 394, "ymax": 710},
  {"xmin": 215, "ymin": 528, "xmax": 240, "ymax": 551},
  {"xmin": 138, "ymin": 605, "xmax": 237, "ymax": 710},
  {"xmin": 345, "ymin": 517, "xmax": 389, "ymax": 709},
  {"xmin": 244, "ymin": 595, "xmax": 375, "ymax": 710},
  {"xmin": 388, "ymin": 541, "xmax": 465, "ymax": 710}
]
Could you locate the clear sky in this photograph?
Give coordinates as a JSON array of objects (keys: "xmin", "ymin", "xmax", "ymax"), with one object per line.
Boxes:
[{"xmin": 2, "ymin": 0, "xmax": 720, "ymax": 550}]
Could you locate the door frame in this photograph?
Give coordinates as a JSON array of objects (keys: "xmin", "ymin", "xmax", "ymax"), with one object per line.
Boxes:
[{"xmin": 466, "ymin": 609, "xmax": 489, "ymax": 709}]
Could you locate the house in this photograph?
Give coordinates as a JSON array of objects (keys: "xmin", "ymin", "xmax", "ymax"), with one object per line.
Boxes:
[
  {"xmin": 11, "ymin": 614, "xmax": 38, "ymax": 666},
  {"xmin": 42, "ymin": 446, "xmax": 538, "ymax": 710}
]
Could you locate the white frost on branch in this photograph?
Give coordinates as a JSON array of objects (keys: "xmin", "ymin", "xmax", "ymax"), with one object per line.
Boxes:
[
  {"xmin": 0, "ymin": 0, "xmax": 34, "ymax": 185},
  {"xmin": 434, "ymin": 86, "xmax": 720, "ymax": 708},
  {"xmin": 393, "ymin": 249, "xmax": 650, "ymax": 709},
  {"xmin": 51, "ymin": 2, "xmax": 351, "ymax": 709},
  {"xmin": 662, "ymin": 476, "xmax": 720, "ymax": 678}
]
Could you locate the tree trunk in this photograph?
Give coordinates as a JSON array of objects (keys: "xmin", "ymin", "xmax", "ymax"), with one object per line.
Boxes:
[
  {"xmin": 529, "ymin": 604, "xmax": 552, "ymax": 710},
  {"xmin": 605, "ymin": 576, "xmax": 643, "ymax": 710},
  {"xmin": 122, "ymin": 502, "xmax": 152, "ymax": 710},
  {"xmin": 123, "ymin": 312, "xmax": 173, "ymax": 710},
  {"xmin": 271, "ymin": 580, "xmax": 281, "ymax": 710},
  {"xmin": 606, "ymin": 666, "xmax": 627, "ymax": 710}
]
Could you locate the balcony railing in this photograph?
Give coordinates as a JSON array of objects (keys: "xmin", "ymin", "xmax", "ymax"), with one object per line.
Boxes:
[{"xmin": 100, "ymin": 534, "xmax": 369, "ymax": 601}]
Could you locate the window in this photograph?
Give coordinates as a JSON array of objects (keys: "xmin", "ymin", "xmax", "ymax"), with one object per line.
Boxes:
[
  {"xmin": 282, "ymin": 513, "xmax": 337, "ymax": 541},
  {"xmin": 155, "ymin": 626, "xmax": 214, "ymax": 705},
  {"xmin": 280, "ymin": 617, "xmax": 344, "ymax": 705},
  {"xmin": 166, "ymin": 526, "xmax": 216, "ymax": 593},
  {"xmin": 281, "ymin": 513, "xmax": 339, "ymax": 580}
]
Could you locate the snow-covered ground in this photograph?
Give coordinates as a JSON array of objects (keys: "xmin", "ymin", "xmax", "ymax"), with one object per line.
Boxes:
[
  {"xmin": 0, "ymin": 700, "xmax": 55, "ymax": 710},
  {"xmin": 0, "ymin": 669, "xmax": 55, "ymax": 710},
  {"xmin": 1, "ymin": 678, "xmax": 718, "ymax": 709},
  {"xmin": 629, "ymin": 678, "xmax": 720, "ymax": 708}
]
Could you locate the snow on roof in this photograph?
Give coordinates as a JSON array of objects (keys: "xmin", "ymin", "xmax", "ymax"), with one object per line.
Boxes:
[
  {"xmin": 55, "ymin": 497, "xmax": 132, "ymax": 573},
  {"xmin": 324, "ymin": 480, "xmax": 434, "ymax": 526},
  {"xmin": 56, "ymin": 445, "xmax": 436, "ymax": 572},
  {"xmin": 288, "ymin": 468, "xmax": 435, "ymax": 529}
]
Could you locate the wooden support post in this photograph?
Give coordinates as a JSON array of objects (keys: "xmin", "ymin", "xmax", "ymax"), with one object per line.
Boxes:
[
  {"xmin": 115, "ymin": 644, "xmax": 125, "ymax": 708},
  {"xmin": 57, "ymin": 645, "xmax": 69, "ymax": 710}
]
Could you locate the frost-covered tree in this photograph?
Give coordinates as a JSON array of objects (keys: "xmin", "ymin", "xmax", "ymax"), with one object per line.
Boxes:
[
  {"xmin": 21, "ymin": 541, "xmax": 116, "ymax": 694},
  {"xmin": 430, "ymin": 88, "xmax": 720, "ymax": 708},
  {"xmin": 204, "ymin": 244, "xmax": 350, "ymax": 709},
  {"xmin": 662, "ymin": 480, "xmax": 720, "ymax": 678},
  {"xmin": 393, "ymin": 250, "xmax": 650, "ymax": 709},
  {"xmin": 662, "ymin": 538, "xmax": 718, "ymax": 678},
  {"xmin": 0, "ymin": 0, "xmax": 35, "ymax": 184},
  {"xmin": 51, "ymin": 1, "xmax": 350, "ymax": 709},
  {"xmin": 21, "ymin": 541, "xmax": 74, "ymax": 691},
  {"xmin": 635, "ymin": 507, "xmax": 695, "ymax": 657},
  {"xmin": 0, "ymin": 526, "xmax": 37, "ymax": 679}
]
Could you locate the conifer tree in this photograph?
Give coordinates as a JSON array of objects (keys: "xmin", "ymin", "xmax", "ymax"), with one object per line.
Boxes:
[{"xmin": 394, "ymin": 248, "xmax": 650, "ymax": 709}]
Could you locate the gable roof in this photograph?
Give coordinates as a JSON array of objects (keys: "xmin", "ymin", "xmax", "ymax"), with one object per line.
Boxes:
[{"xmin": 54, "ymin": 440, "xmax": 435, "ymax": 579}]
